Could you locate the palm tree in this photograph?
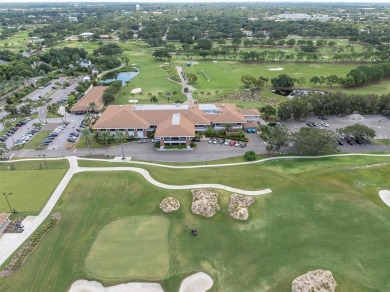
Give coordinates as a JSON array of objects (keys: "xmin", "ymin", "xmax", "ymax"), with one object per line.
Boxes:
[
  {"xmin": 224, "ymin": 124, "xmax": 232, "ymax": 138},
  {"xmin": 82, "ymin": 128, "xmax": 93, "ymax": 155},
  {"xmin": 115, "ymin": 131, "xmax": 127, "ymax": 159},
  {"xmin": 99, "ymin": 130, "xmax": 110, "ymax": 146},
  {"xmin": 88, "ymin": 101, "xmax": 96, "ymax": 114}
]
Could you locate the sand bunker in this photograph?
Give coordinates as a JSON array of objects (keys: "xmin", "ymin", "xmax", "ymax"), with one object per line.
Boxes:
[
  {"xmin": 268, "ymin": 68, "xmax": 284, "ymax": 71},
  {"xmin": 131, "ymin": 88, "xmax": 142, "ymax": 94},
  {"xmin": 69, "ymin": 280, "xmax": 163, "ymax": 292},
  {"xmin": 179, "ymin": 272, "xmax": 213, "ymax": 292},
  {"xmin": 191, "ymin": 189, "xmax": 220, "ymax": 217},
  {"xmin": 160, "ymin": 197, "xmax": 180, "ymax": 212},
  {"xmin": 348, "ymin": 113, "xmax": 365, "ymax": 121},
  {"xmin": 228, "ymin": 194, "xmax": 255, "ymax": 220},
  {"xmin": 379, "ymin": 190, "xmax": 390, "ymax": 207},
  {"xmin": 292, "ymin": 269, "xmax": 336, "ymax": 292}
]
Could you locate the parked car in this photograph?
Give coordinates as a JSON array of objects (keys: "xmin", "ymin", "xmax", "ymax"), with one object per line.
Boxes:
[
  {"xmin": 0, "ymin": 137, "xmax": 6, "ymax": 142},
  {"xmin": 208, "ymin": 138, "xmax": 214, "ymax": 144},
  {"xmin": 224, "ymin": 139, "xmax": 231, "ymax": 145},
  {"xmin": 69, "ymin": 132, "xmax": 79, "ymax": 137},
  {"xmin": 67, "ymin": 137, "xmax": 77, "ymax": 143},
  {"xmin": 235, "ymin": 141, "xmax": 242, "ymax": 147},
  {"xmin": 218, "ymin": 139, "xmax": 225, "ymax": 145},
  {"xmin": 337, "ymin": 140, "xmax": 344, "ymax": 146},
  {"xmin": 240, "ymin": 142, "xmax": 247, "ymax": 148},
  {"xmin": 192, "ymin": 137, "xmax": 201, "ymax": 142},
  {"xmin": 212, "ymin": 139, "xmax": 218, "ymax": 144},
  {"xmin": 355, "ymin": 138, "xmax": 363, "ymax": 145},
  {"xmin": 229, "ymin": 140, "xmax": 236, "ymax": 146},
  {"xmin": 321, "ymin": 122, "xmax": 330, "ymax": 127},
  {"xmin": 138, "ymin": 138, "xmax": 147, "ymax": 143}
]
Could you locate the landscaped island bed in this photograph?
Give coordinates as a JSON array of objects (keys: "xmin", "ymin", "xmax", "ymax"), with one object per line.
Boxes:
[{"xmin": 0, "ymin": 156, "xmax": 389, "ymax": 291}]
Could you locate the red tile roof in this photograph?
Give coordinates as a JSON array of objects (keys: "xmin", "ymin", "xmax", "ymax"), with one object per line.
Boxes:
[
  {"xmin": 70, "ymin": 86, "xmax": 107, "ymax": 113},
  {"xmin": 94, "ymin": 105, "xmax": 150, "ymax": 129},
  {"xmin": 155, "ymin": 113, "xmax": 195, "ymax": 137}
]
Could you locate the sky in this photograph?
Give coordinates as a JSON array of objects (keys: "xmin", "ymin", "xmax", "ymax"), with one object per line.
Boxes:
[{"xmin": 1, "ymin": 0, "xmax": 390, "ymax": 3}]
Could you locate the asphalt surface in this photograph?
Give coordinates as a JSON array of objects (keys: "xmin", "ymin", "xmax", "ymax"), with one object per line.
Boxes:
[
  {"xmin": 282, "ymin": 114, "xmax": 390, "ymax": 139},
  {"xmin": 3, "ymin": 77, "xmax": 84, "ymax": 149}
]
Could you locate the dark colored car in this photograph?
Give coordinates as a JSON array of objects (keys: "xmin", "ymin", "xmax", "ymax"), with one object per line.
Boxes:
[
  {"xmin": 337, "ymin": 140, "xmax": 344, "ymax": 146},
  {"xmin": 240, "ymin": 142, "xmax": 247, "ymax": 148},
  {"xmin": 70, "ymin": 132, "xmax": 80, "ymax": 137}
]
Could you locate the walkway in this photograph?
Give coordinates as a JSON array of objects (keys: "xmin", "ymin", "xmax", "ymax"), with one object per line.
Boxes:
[
  {"xmin": 175, "ymin": 66, "xmax": 196, "ymax": 105},
  {"xmin": 1, "ymin": 153, "xmax": 390, "ymax": 266},
  {"xmin": 0, "ymin": 155, "xmax": 271, "ymax": 266},
  {"xmin": 0, "ymin": 156, "xmax": 78, "ymax": 266}
]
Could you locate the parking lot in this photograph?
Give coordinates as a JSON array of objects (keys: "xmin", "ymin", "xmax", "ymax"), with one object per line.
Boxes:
[{"xmin": 281, "ymin": 114, "xmax": 390, "ymax": 139}]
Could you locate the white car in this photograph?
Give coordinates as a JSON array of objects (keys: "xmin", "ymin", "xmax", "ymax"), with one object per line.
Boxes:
[
  {"xmin": 321, "ymin": 122, "xmax": 330, "ymax": 127},
  {"xmin": 235, "ymin": 141, "xmax": 242, "ymax": 147},
  {"xmin": 224, "ymin": 139, "xmax": 231, "ymax": 145}
]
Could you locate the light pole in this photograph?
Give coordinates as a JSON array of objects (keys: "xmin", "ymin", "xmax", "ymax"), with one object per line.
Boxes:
[
  {"xmin": 3, "ymin": 192, "xmax": 15, "ymax": 213},
  {"xmin": 39, "ymin": 154, "xmax": 48, "ymax": 169}
]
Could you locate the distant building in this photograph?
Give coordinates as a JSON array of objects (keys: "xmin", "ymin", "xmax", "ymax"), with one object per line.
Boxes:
[
  {"xmin": 240, "ymin": 28, "xmax": 253, "ymax": 37},
  {"xmin": 135, "ymin": 4, "xmax": 140, "ymax": 11},
  {"xmin": 77, "ymin": 59, "xmax": 92, "ymax": 68},
  {"xmin": 69, "ymin": 17, "xmax": 78, "ymax": 22},
  {"xmin": 79, "ymin": 32, "xmax": 94, "ymax": 40}
]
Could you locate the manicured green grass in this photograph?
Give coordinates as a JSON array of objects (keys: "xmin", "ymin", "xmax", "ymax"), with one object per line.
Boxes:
[
  {"xmin": 76, "ymin": 137, "xmax": 122, "ymax": 149},
  {"xmin": 372, "ymin": 139, "xmax": 390, "ymax": 145},
  {"xmin": 182, "ymin": 61, "xmax": 359, "ymax": 95},
  {"xmin": 0, "ymin": 157, "xmax": 389, "ymax": 291},
  {"xmin": 0, "ymin": 163, "xmax": 68, "ymax": 215},
  {"xmin": 0, "ymin": 159, "xmax": 69, "ymax": 171},
  {"xmin": 78, "ymin": 155, "xmax": 390, "ymax": 190},
  {"xmin": 23, "ymin": 130, "xmax": 51, "ymax": 149},
  {"xmin": 55, "ymin": 41, "xmax": 185, "ymax": 104},
  {"xmin": 85, "ymin": 216, "xmax": 169, "ymax": 280}
]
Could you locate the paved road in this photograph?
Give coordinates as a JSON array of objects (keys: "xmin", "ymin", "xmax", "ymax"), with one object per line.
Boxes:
[
  {"xmin": 7, "ymin": 133, "xmax": 267, "ymax": 162},
  {"xmin": 176, "ymin": 66, "xmax": 196, "ymax": 104}
]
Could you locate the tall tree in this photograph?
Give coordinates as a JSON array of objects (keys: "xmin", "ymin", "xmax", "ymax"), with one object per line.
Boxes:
[
  {"xmin": 261, "ymin": 125, "xmax": 291, "ymax": 154},
  {"xmin": 293, "ymin": 127, "xmax": 338, "ymax": 155},
  {"xmin": 82, "ymin": 128, "xmax": 93, "ymax": 155},
  {"xmin": 341, "ymin": 124, "xmax": 376, "ymax": 140}
]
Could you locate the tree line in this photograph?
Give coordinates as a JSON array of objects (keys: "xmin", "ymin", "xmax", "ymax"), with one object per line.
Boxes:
[{"xmin": 277, "ymin": 92, "xmax": 390, "ymax": 120}]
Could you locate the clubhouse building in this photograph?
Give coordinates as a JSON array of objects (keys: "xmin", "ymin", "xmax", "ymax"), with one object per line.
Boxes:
[
  {"xmin": 70, "ymin": 86, "xmax": 107, "ymax": 114},
  {"xmin": 93, "ymin": 103, "xmax": 260, "ymax": 148}
]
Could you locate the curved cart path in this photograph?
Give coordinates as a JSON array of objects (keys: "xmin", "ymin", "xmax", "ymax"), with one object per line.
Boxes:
[
  {"xmin": 1, "ymin": 153, "xmax": 390, "ymax": 266},
  {"xmin": 0, "ymin": 156, "xmax": 270, "ymax": 266}
]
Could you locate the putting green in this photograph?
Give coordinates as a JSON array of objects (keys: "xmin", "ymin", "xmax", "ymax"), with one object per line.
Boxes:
[{"xmin": 85, "ymin": 216, "xmax": 170, "ymax": 280}]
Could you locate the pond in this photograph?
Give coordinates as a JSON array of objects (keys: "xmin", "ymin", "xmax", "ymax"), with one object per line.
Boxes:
[{"xmin": 101, "ymin": 69, "xmax": 139, "ymax": 86}]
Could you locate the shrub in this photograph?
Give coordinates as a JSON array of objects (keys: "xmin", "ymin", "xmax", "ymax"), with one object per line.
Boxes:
[{"xmin": 244, "ymin": 151, "xmax": 256, "ymax": 161}]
